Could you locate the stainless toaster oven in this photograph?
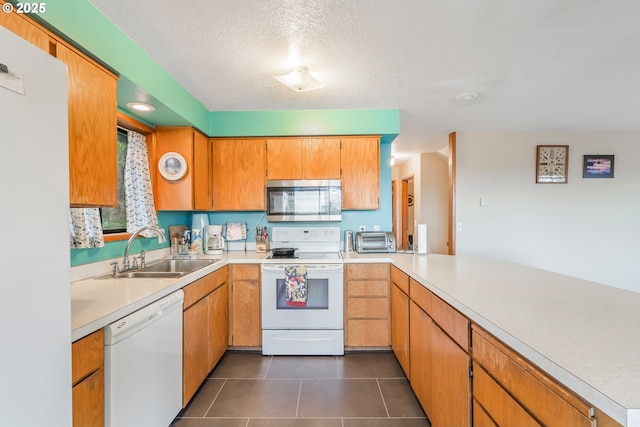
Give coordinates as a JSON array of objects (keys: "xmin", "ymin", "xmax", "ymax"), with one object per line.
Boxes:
[{"xmin": 354, "ymin": 231, "xmax": 396, "ymax": 253}]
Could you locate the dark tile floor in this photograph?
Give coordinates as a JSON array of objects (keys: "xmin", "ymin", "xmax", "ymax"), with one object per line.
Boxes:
[{"xmin": 172, "ymin": 352, "xmax": 431, "ymax": 427}]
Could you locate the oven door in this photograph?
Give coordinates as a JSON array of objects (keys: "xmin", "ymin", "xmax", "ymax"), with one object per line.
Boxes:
[{"xmin": 261, "ymin": 263, "xmax": 343, "ymax": 329}]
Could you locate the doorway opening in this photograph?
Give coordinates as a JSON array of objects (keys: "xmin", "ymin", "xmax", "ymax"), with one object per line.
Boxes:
[{"xmin": 401, "ymin": 176, "xmax": 414, "ymax": 250}]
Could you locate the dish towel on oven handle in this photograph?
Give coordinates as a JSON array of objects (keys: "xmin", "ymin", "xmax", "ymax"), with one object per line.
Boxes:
[{"xmin": 285, "ymin": 266, "xmax": 308, "ymax": 307}]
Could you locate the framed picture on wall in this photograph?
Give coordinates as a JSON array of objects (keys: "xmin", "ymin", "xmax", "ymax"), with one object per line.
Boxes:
[
  {"xmin": 158, "ymin": 151, "xmax": 188, "ymax": 181},
  {"xmin": 583, "ymin": 154, "xmax": 614, "ymax": 178},
  {"xmin": 536, "ymin": 145, "xmax": 569, "ymax": 183}
]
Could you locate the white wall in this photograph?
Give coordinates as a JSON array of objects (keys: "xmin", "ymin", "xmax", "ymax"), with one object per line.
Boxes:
[
  {"xmin": 420, "ymin": 152, "xmax": 449, "ymax": 254},
  {"xmin": 456, "ymin": 131, "xmax": 640, "ymax": 293}
]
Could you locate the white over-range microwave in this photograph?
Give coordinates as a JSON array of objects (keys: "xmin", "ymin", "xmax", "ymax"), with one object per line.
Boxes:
[{"xmin": 266, "ymin": 179, "xmax": 342, "ymax": 222}]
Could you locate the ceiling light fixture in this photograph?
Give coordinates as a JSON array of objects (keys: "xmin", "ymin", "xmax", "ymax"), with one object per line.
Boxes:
[
  {"xmin": 126, "ymin": 101, "xmax": 156, "ymax": 112},
  {"xmin": 454, "ymin": 91, "xmax": 479, "ymax": 103},
  {"xmin": 274, "ymin": 67, "xmax": 326, "ymax": 92}
]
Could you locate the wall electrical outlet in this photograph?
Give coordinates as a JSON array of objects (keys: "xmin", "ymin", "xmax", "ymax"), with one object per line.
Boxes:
[
  {"xmin": 373, "ymin": 225, "xmax": 380, "ymax": 231},
  {"xmin": 456, "ymin": 222, "xmax": 463, "ymax": 231},
  {"xmin": 359, "ymin": 225, "xmax": 366, "ymax": 232}
]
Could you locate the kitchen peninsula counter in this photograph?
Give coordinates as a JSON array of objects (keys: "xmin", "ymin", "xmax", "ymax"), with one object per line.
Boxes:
[{"xmin": 71, "ymin": 251, "xmax": 640, "ymax": 426}]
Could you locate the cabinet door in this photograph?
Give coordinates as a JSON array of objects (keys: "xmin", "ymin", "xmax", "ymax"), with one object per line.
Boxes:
[
  {"xmin": 302, "ymin": 138, "xmax": 341, "ymax": 179},
  {"xmin": 0, "ymin": 3, "xmax": 50, "ymax": 51},
  {"xmin": 155, "ymin": 127, "xmax": 195, "ymax": 210},
  {"xmin": 341, "ymin": 136, "xmax": 380, "ymax": 209},
  {"xmin": 56, "ymin": 43, "xmax": 118, "ymax": 207},
  {"xmin": 193, "ymin": 130, "xmax": 210, "ymax": 210},
  {"xmin": 72, "ymin": 368, "xmax": 104, "ymax": 427},
  {"xmin": 266, "ymin": 138, "xmax": 302, "ymax": 179},
  {"xmin": 409, "ymin": 301, "xmax": 432, "ymax": 416},
  {"xmin": 429, "ymin": 321, "xmax": 471, "ymax": 427},
  {"xmin": 211, "ymin": 139, "xmax": 266, "ymax": 210},
  {"xmin": 208, "ymin": 283, "xmax": 229, "ymax": 369},
  {"xmin": 231, "ymin": 278, "xmax": 261, "ymax": 346},
  {"xmin": 391, "ymin": 283, "xmax": 410, "ymax": 378},
  {"xmin": 183, "ymin": 297, "xmax": 209, "ymax": 406},
  {"xmin": 266, "ymin": 137, "xmax": 341, "ymax": 180}
]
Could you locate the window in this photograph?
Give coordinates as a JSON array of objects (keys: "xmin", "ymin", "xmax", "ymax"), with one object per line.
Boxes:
[{"xmin": 101, "ymin": 128, "xmax": 128, "ymax": 233}]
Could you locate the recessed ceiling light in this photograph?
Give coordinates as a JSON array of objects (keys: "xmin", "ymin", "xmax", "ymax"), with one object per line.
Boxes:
[
  {"xmin": 126, "ymin": 101, "xmax": 156, "ymax": 112},
  {"xmin": 454, "ymin": 91, "xmax": 479, "ymax": 102}
]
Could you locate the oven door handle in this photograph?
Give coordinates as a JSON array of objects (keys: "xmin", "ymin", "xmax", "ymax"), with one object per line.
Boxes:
[{"xmin": 261, "ymin": 264, "xmax": 343, "ymax": 272}]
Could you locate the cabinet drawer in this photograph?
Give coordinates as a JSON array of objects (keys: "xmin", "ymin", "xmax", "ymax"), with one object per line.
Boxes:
[
  {"xmin": 390, "ymin": 265, "xmax": 409, "ymax": 295},
  {"xmin": 72, "ymin": 329, "xmax": 104, "ymax": 386},
  {"xmin": 410, "ymin": 278, "xmax": 469, "ymax": 350},
  {"xmin": 347, "ymin": 280, "xmax": 389, "ymax": 297},
  {"xmin": 346, "ymin": 319, "xmax": 389, "ymax": 346},
  {"xmin": 345, "ymin": 263, "xmax": 389, "ymax": 280},
  {"xmin": 230, "ymin": 264, "xmax": 260, "ymax": 281},
  {"xmin": 183, "ymin": 267, "xmax": 228, "ymax": 309},
  {"xmin": 472, "ymin": 327, "xmax": 593, "ymax": 427},
  {"xmin": 473, "ymin": 363, "xmax": 541, "ymax": 427},
  {"xmin": 347, "ymin": 297, "xmax": 389, "ymax": 318}
]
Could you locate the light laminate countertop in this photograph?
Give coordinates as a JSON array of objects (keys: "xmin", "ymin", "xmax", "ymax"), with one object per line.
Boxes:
[{"xmin": 70, "ymin": 251, "xmax": 640, "ymax": 426}]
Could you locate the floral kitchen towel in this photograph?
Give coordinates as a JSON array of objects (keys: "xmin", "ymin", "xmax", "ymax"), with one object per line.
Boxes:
[
  {"xmin": 226, "ymin": 222, "xmax": 247, "ymax": 241},
  {"xmin": 285, "ymin": 266, "xmax": 308, "ymax": 307}
]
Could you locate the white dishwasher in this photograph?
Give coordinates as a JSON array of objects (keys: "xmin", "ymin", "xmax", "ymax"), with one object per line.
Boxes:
[{"xmin": 104, "ymin": 289, "xmax": 184, "ymax": 427}]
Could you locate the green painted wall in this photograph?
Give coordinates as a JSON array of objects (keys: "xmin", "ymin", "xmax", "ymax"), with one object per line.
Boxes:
[{"xmin": 210, "ymin": 110, "xmax": 399, "ymax": 142}]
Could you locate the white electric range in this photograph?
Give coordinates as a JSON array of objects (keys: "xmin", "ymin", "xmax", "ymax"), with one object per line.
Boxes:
[{"xmin": 261, "ymin": 226, "xmax": 344, "ymax": 355}]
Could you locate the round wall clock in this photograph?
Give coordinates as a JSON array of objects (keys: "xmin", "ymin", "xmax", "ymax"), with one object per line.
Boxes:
[
  {"xmin": 158, "ymin": 152, "xmax": 187, "ymax": 181},
  {"xmin": 536, "ymin": 145, "xmax": 568, "ymax": 183}
]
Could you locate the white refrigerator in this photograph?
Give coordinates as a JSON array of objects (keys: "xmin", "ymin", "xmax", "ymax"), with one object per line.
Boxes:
[{"xmin": 0, "ymin": 27, "xmax": 72, "ymax": 426}]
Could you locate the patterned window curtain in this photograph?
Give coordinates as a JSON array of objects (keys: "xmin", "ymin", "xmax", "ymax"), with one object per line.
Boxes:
[
  {"xmin": 125, "ymin": 130, "xmax": 159, "ymax": 237},
  {"xmin": 69, "ymin": 208, "xmax": 105, "ymax": 248}
]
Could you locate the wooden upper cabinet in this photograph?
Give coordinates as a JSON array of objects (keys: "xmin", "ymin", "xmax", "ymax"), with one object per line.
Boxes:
[
  {"xmin": 0, "ymin": 2, "xmax": 50, "ymax": 52},
  {"xmin": 56, "ymin": 42, "xmax": 118, "ymax": 207},
  {"xmin": 154, "ymin": 127, "xmax": 209, "ymax": 210},
  {"xmin": 267, "ymin": 137, "xmax": 341, "ymax": 180},
  {"xmin": 211, "ymin": 139, "xmax": 266, "ymax": 210},
  {"xmin": 341, "ymin": 136, "xmax": 380, "ymax": 209}
]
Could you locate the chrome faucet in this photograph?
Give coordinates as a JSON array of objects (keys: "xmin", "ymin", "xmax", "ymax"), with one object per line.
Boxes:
[{"xmin": 122, "ymin": 226, "xmax": 167, "ymax": 271}]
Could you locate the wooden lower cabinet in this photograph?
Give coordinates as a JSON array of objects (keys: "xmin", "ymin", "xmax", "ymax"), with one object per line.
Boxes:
[
  {"xmin": 345, "ymin": 263, "xmax": 390, "ymax": 347},
  {"xmin": 72, "ymin": 329, "xmax": 104, "ymax": 427},
  {"xmin": 408, "ymin": 279, "xmax": 471, "ymax": 427},
  {"xmin": 229, "ymin": 264, "xmax": 261, "ymax": 347},
  {"xmin": 409, "ymin": 300, "xmax": 471, "ymax": 427},
  {"xmin": 182, "ymin": 267, "xmax": 228, "ymax": 406},
  {"xmin": 209, "ymin": 283, "xmax": 229, "ymax": 365},
  {"xmin": 390, "ymin": 265, "xmax": 410, "ymax": 377},
  {"xmin": 390, "ymin": 281, "xmax": 410, "ymax": 377}
]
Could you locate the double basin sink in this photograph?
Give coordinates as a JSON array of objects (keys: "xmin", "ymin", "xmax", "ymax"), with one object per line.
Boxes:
[{"xmin": 104, "ymin": 258, "xmax": 218, "ymax": 279}]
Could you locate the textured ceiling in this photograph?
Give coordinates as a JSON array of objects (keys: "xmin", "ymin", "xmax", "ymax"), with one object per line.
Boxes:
[{"xmin": 90, "ymin": 0, "xmax": 640, "ymax": 161}]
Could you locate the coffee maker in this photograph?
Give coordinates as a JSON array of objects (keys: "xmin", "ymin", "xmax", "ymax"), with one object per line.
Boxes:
[{"xmin": 204, "ymin": 225, "xmax": 225, "ymax": 255}]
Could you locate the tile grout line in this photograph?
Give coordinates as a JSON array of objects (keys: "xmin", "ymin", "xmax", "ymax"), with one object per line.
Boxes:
[
  {"xmin": 376, "ymin": 378, "xmax": 391, "ymax": 418},
  {"xmin": 203, "ymin": 377, "xmax": 228, "ymax": 418},
  {"xmin": 263, "ymin": 355, "xmax": 273, "ymax": 379},
  {"xmin": 296, "ymin": 379, "xmax": 303, "ymax": 418}
]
